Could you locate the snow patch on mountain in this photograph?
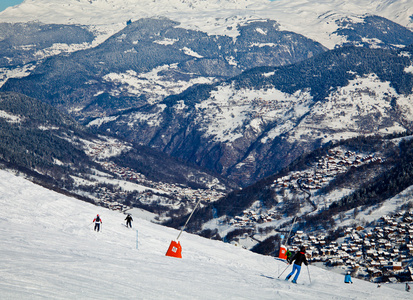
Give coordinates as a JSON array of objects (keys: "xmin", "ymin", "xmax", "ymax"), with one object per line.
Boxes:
[
  {"xmin": 289, "ymin": 74, "xmax": 413, "ymax": 144},
  {"xmin": 1, "ymin": 0, "xmax": 412, "ymax": 49},
  {"xmin": 103, "ymin": 65, "xmax": 216, "ymax": 104},
  {"xmin": 0, "ymin": 64, "xmax": 35, "ymax": 87},
  {"xmin": 181, "ymin": 47, "xmax": 203, "ymax": 58},
  {"xmin": 0, "ymin": 109, "xmax": 23, "ymax": 123},
  {"xmin": 405, "ymin": 65, "xmax": 413, "ymax": 74},
  {"xmin": 195, "ymin": 84, "xmax": 313, "ymax": 143},
  {"xmin": 33, "ymin": 42, "xmax": 95, "ymax": 60},
  {"xmin": 121, "ymin": 105, "xmax": 168, "ymax": 128}
]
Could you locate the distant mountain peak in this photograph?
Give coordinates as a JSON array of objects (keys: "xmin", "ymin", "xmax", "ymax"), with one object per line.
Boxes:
[{"xmin": 1, "ymin": 0, "xmax": 412, "ymax": 49}]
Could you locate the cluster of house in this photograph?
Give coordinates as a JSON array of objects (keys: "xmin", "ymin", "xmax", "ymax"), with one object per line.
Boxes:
[
  {"xmin": 93, "ymin": 160, "xmax": 225, "ymax": 212},
  {"xmin": 100, "ymin": 161, "xmax": 146, "ymax": 182},
  {"xmin": 288, "ymin": 210, "xmax": 413, "ymax": 283},
  {"xmin": 230, "ymin": 209, "xmax": 281, "ymax": 227},
  {"xmin": 272, "ymin": 149, "xmax": 383, "ymax": 191},
  {"xmin": 228, "ymin": 148, "xmax": 385, "ymax": 229},
  {"xmin": 85, "ymin": 138, "xmax": 131, "ymax": 159}
]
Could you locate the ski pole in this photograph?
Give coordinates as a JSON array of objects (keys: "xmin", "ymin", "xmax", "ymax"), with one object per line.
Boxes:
[
  {"xmin": 277, "ymin": 263, "xmax": 290, "ymax": 278},
  {"xmin": 307, "ymin": 265, "xmax": 311, "ymax": 283}
]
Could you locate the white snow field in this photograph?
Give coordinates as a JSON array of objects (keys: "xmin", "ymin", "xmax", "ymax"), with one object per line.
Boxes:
[{"xmin": 0, "ymin": 169, "xmax": 409, "ymax": 299}]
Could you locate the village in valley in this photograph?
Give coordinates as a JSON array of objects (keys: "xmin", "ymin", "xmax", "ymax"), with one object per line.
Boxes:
[
  {"xmin": 229, "ymin": 205, "xmax": 413, "ymax": 284},
  {"xmin": 224, "ymin": 147, "xmax": 413, "ymax": 283},
  {"xmin": 76, "ymin": 137, "xmax": 226, "ymax": 214},
  {"xmin": 288, "ymin": 209, "xmax": 413, "ymax": 283},
  {"xmin": 228, "ymin": 148, "xmax": 386, "ymax": 229},
  {"xmin": 272, "ymin": 148, "xmax": 383, "ymax": 194},
  {"xmin": 98, "ymin": 160, "xmax": 225, "ymax": 207}
]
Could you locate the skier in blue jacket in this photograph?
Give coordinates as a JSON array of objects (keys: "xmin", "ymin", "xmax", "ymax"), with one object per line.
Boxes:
[
  {"xmin": 344, "ymin": 272, "xmax": 353, "ymax": 284},
  {"xmin": 285, "ymin": 245, "xmax": 308, "ymax": 284}
]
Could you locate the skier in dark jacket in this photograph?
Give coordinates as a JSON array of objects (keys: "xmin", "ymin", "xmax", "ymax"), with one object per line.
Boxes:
[
  {"xmin": 93, "ymin": 214, "xmax": 102, "ymax": 232},
  {"xmin": 125, "ymin": 214, "xmax": 133, "ymax": 228},
  {"xmin": 285, "ymin": 245, "xmax": 308, "ymax": 284}
]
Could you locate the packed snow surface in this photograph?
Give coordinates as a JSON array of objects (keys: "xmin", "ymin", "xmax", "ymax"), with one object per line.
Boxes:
[
  {"xmin": 1, "ymin": 0, "xmax": 412, "ymax": 49},
  {"xmin": 0, "ymin": 169, "xmax": 410, "ymax": 299}
]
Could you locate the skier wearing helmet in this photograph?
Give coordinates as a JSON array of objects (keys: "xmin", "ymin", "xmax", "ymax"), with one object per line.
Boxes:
[
  {"xmin": 93, "ymin": 214, "xmax": 102, "ymax": 232},
  {"xmin": 285, "ymin": 245, "xmax": 308, "ymax": 284}
]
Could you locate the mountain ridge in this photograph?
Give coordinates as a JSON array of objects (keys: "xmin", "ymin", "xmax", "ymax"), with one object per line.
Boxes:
[{"xmin": 1, "ymin": 0, "xmax": 412, "ymax": 49}]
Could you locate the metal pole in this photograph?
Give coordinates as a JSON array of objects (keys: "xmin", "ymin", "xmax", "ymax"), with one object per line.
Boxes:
[
  {"xmin": 283, "ymin": 216, "xmax": 296, "ymax": 245},
  {"xmin": 307, "ymin": 265, "xmax": 312, "ymax": 283},
  {"xmin": 176, "ymin": 197, "xmax": 203, "ymax": 240},
  {"xmin": 277, "ymin": 263, "xmax": 290, "ymax": 279},
  {"xmin": 136, "ymin": 229, "xmax": 139, "ymax": 250}
]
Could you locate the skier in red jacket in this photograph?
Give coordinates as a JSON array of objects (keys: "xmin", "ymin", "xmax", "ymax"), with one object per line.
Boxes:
[
  {"xmin": 285, "ymin": 245, "xmax": 308, "ymax": 284},
  {"xmin": 93, "ymin": 214, "xmax": 102, "ymax": 232}
]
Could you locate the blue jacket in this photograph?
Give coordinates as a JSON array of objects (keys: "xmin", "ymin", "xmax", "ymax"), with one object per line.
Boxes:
[{"xmin": 344, "ymin": 274, "xmax": 352, "ymax": 283}]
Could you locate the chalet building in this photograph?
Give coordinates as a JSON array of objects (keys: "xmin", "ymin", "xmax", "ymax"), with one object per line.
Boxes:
[{"xmin": 392, "ymin": 262, "xmax": 402, "ymax": 271}]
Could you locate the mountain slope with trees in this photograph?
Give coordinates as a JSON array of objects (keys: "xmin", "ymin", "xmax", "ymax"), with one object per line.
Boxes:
[{"xmin": 0, "ymin": 92, "xmax": 234, "ymax": 214}]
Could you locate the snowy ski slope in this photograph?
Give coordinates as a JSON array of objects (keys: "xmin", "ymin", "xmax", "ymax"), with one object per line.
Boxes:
[{"xmin": 0, "ymin": 169, "xmax": 409, "ymax": 299}]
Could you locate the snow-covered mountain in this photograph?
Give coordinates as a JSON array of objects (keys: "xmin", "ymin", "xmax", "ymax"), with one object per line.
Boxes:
[
  {"xmin": 1, "ymin": 1, "xmax": 413, "ymax": 187},
  {"xmin": 1, "ymin": 0, "xmax": 412, "ymax": 49},
  {"xmin": 0, "ymin": 168, "xmax": 409, "ymax": 299},
  {"xmin": 80, "ymin": 45, "xmax": 413, "ymax": 185}
]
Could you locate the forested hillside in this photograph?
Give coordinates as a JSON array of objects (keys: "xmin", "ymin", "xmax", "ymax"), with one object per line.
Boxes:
[{"xmin": 0, "ymin": 92, "xmax": 233, "ymax": 215}]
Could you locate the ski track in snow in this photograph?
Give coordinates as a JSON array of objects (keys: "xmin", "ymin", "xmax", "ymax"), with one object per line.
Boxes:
[{"xmin": 0, "ymin": 170, "xmax": 410, "ymax": 299}]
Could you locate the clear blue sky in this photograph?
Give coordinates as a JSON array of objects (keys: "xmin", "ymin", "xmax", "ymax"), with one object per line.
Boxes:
[{"xmin": 0, "ymin": 0, "xmax": 25, "ymax": 12}]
